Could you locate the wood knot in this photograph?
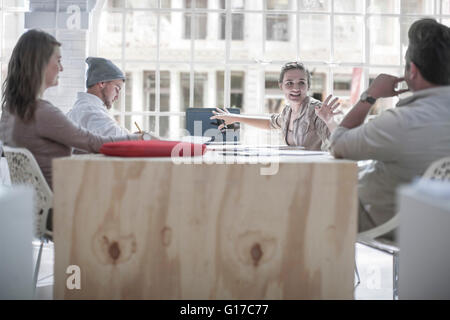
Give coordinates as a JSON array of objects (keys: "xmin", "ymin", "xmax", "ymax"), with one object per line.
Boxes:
[
  {"xmin": 161, "ymin": 227, "xmax": 172, "ymax": 246},
  {"xmin": 236, "ymin": 231, "xmax": 276, "ymax": 267},
  {"xmin": 94, "ymin": 233, "xmax": 136, "ymax": 265},
  {"xmin": 250, "ymin": 243, "xmax": 263, "ymax": 266},
  {"xmin": 108, "ymin": 241, "xmax": 121, "ymax": 261}
]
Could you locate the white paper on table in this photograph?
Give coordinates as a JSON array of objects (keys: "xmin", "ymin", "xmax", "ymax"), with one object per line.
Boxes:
[
  {"xmin": 208, "ymin": 144, "xmax": 305, "ymax": 151},
  {"xmin": 218, "ymin": 148, "xmax": 328, "ymax": 157}
]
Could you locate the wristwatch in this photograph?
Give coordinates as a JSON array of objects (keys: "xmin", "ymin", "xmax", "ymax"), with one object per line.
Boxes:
[
  {"xmin": 360, "ymin": 91, "xmax": 377, "ymax": 105},
  {"xmin": 142, "ymin": 132, "xmax": 152, "ymax": 141}
]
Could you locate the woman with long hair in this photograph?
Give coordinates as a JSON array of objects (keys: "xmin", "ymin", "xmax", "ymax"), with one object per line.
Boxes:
[{"xmin": 0, "ymin": 29, "xmax": 142, "ymax": 188}]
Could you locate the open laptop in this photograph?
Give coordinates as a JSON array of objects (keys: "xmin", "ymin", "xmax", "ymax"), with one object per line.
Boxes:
[{"xmin": 185, "ymin": 108, "xmax": 241, "ymax": 144}]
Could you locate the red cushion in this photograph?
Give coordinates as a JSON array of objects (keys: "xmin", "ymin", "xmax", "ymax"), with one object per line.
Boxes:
[{"xmin": 100, "ymin": 140, "xmax": 207, "ymax": 157}]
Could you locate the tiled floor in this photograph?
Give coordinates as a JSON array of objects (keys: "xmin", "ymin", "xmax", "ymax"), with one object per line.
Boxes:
[
  {"xmin": 354, "ymin": 243, "xmax": 394, "ymax": 300},
  {"xmin": 34, "ymin": 242, "xmax": 394, "ymax": 300},
  {"xmin": 33, "ymin": 241, "xmax": 54, "ymax": 300}
]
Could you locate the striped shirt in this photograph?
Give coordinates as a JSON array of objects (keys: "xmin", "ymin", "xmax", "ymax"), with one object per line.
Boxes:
[{"xmin": 269, "ymin": 96, "xmax": 330, "ymax": 150}]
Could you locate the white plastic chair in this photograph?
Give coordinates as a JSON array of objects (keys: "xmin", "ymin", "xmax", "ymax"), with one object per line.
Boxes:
[
  {"xmin": 356, "ymin": 156, "xmax": 450, "ymax": 299},
  {"xmin": 2, "ymin": 146, "xmax": 53, "ymax": 293}
]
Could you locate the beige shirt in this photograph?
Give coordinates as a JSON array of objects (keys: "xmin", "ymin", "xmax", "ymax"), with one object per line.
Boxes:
[
  {"xmin": 330, "ymin": 86, "xmax": 450, "ymax": 227},
  {"xmin": 270, "ymin": 96, "xmax": 330, "ymax": 150},
  {"xmin": 0, "ymin": 99, "xmax": 140, "ymax": 188}
]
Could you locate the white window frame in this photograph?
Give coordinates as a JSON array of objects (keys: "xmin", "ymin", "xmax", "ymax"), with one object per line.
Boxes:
[{"xmin": 89, "ymin": 0, "xmax": 449, "ymax": 136}]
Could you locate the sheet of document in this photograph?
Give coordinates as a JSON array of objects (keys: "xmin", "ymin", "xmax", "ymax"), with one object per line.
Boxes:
[
  {"xmin": 207, "ymin": 144, "xmax": 305, "ymax": 151},
  {"xmin": 180, "ymin": 136, "xmax": 212, "ymax": 144},
  {"xmin": 217, "ymin": 148, "xmax": 328, "ymax": 157}
]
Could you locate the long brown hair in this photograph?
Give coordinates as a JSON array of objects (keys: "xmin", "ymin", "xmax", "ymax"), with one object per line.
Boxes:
[{"xmin": 1, "ymin": 29, "xmax": 61, "ymax": 122}]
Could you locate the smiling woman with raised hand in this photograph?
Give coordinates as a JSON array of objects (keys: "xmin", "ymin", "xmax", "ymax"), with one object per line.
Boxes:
[{"xmin": 211, "ymin": 62, "xmax": 341, "ymax": 150}]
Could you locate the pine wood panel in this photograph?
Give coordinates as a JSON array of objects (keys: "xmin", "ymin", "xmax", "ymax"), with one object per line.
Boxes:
[{"xmin": 53, "ymin": 155, "xmax": 357, "ymax": 299}]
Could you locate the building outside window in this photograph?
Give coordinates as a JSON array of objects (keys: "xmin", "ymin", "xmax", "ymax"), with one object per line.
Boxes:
[
  {"xmin": 184, "ymin": 0, "xmax": 207, "ymax": 39},
  {"xmin": 217, "ymin": 71, "xmax": 244, "ymax": 109},
  {"xmin": 3, "ymin": 1, "xmax": 447, "ymax": 143},
  {"xmin": 114, "ymin": 72, "xmax": 133, "ymax": 129},
  {"xmin": 91, "ymin": 0, "xmax": 449, "ymax": 143},
  {"xmin": 144, "ymin": 71, "xmax": 171, "ymax": 112},
  {"xmin": 265, "ymin": 72, "xmax": 283, "ymax": 114},
  {"xmin": 180, "ymin": 72, "xmax": 208, "ymax": 110},
  {"xmin": 266, "ymin": 0, "xmax": 291, "ymax": 42},
  {"xmin": 310, "ymin": 72, "xmax": 325, "ymax": 101},
  {"xmin": 219, "ymin": 0, "xmax": 244, "ymax": 40},
  {"xmin": 266, "ymin": 15, "xmax": 290, "ymax": 41}
]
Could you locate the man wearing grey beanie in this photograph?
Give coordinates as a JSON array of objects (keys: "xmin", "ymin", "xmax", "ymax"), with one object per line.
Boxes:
[{"xmin": 67, "ymin": 57, "xmax": 159, "ymax": 140}]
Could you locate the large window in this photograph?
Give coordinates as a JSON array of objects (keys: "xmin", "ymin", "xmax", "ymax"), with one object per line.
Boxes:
[
  {"xmin": 217, "ymin": 71, "xmax": 244, "ymax": 109},
  {"xmin": 219, "ymin": 0, "xmax": 244, "ymax": 40},
  {"xmin": 94, "ymin": 0, "xmax": 450, "ymax": 142},
  {"xmin": 265, "ymin": 72, "xmax": 284, "ymax": 114},
  {"xmin": 184, "ymin": 0, "xmax": 208, "ymax": 39},
  {"xmin": 266, "ymin": 0, "xmax": 291, "ymax": 41},
  {"xmin": 180, "ymin": 72, "xmax": 208, "ymax": 110},
  {"xmin": 144, "ymin": 71, "xmax": 171, "ymax": 112}
]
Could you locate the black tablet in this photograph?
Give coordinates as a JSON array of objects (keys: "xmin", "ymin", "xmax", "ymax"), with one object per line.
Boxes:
[{"xmin": 186, "ymin": 108, "xmax": 240, "ymax": 143}]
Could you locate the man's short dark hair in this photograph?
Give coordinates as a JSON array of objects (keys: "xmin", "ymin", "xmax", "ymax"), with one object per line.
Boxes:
[{"xmin": 406, "ymin": 18, "xmax": 450, "ymax": 85}]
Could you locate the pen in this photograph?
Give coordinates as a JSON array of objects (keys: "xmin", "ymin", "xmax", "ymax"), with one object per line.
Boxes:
[{"xmin": 134, "ymin": 121, "xmax": 142, "ymax": 133}]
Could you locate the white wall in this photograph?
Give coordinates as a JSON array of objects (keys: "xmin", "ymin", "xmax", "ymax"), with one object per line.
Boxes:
[{"xmin": 26, "ymin": 0, "xmax": 97, "ymax": 113}]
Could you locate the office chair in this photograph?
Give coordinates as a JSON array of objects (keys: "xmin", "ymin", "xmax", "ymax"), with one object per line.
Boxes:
[
  {"xmin": 2, "ymin": 146, "xmax": 53, "ymax": 293},
  {"xmin": 355, "ymin": 156, "xmax": 450, "ymax": 299}
]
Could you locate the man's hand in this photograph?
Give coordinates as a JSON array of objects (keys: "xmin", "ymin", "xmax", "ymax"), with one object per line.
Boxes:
[
  {"xmin": 135, "ymin": 131, "xmax": 159, "ymax": 140},
  {"xmin": 339, "ymin": 74, "xmax": 409, "ymax": 130},
  {"xmin": 367, "ymin": 74, "xmax": 409, "ymax": 99}
]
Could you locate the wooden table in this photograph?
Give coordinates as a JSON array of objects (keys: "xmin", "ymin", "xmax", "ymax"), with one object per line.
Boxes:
[{"xmin": 53, "ymin": 151, "xmax": 358, "ymax": 299}]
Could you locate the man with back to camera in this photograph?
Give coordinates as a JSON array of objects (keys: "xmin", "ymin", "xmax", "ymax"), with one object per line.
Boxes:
[
  {"xmin": 67, "ymin": 57, "xmax": 159, "ymax": 140},
  {"xmin": 329, "ymin": 18, "xmax": 450, "ymax": 237}
]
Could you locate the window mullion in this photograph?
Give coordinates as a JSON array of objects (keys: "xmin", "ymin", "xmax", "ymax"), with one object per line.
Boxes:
[
  {"xmin": 327, "ymin": 0, "xmax": 335, "ymax": 96},
  {"xmin": 330, "ymin": 0, "xmax": 334, "ymax": 64},
  {"xmin": 156, "ymin": 1, "xmax": 161, "ymax": 114},
  {"xmin": 362, "ymin": 0, "xmax": 370, "ymax": 95},
  {"xmin": 260, "ymin": 0, "xmax": 267, "ymax": 114},
  {"xmin": 189, "ymin": 0, "xmax": 195, "ymax": 109},
  {"xmin": 439, "ymin": 0, "xmax": 442, "ymax": 23},
  {"xmin": 262, "ymin": 0, "xmax": 266, "ymax": 56},
  {"xmin": 224, "ymin": 0, "xmax": 231, "ymax": 109},
  {"xmin": 399, "ymin": 0, "xmax": 404, "ymax": 74},
  {"xmin": 121, "ymin": 6, "xmax": 126, "ymax": 127},
  {"xmin": 1, "ymin": 0, "xmax": 3, "ymax": 64},
  {"xmin": 55, "ymin": 0, "xmax": 60, "ymax": 39},
  {"xmin": 0, "ymin": 0, "xmax": 2, "ymax": 93},
  {"xmin": 154, "ymin": 1, "xmax": 162, "ymax": 136},
  {"xmin": 296, "ymin": 0, "xmax": 300, "ymax": 61}
]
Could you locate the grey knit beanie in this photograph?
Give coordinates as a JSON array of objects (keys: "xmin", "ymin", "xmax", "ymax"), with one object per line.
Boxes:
[{"xmin": 85, "ymin": 57, "xmax": 125, "ymax": 88}]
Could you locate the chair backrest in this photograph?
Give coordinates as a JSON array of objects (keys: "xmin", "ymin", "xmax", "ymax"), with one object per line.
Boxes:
[
  {"xmin": 422, "ymin": 156, "xmax": 450, "ymax": 180},
  {"xmin": 2, "ymin": 146, "xmax": 53, "ymax": 239},
  {"xmin": 357, "ymin": 156, "xmax": 450, "ymax": 241},
  {"xmin": 1, "ymin": 142, "xmax": 12, "ymax": 186}
]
